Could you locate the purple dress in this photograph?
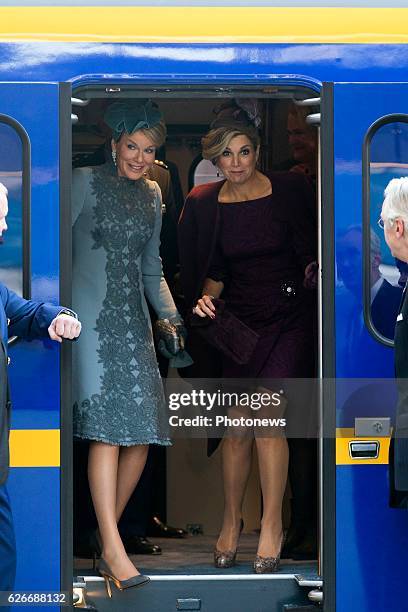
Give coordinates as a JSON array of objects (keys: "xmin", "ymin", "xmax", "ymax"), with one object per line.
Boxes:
[{"xmin": 208, "ymin": 185, "xmax": 316, "ymax": 380}]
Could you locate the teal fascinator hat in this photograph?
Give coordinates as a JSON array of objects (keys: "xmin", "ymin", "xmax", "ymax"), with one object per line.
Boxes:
[{"xmin": 104, "ymin": 100, "xmax": 163, "ymax": 141}]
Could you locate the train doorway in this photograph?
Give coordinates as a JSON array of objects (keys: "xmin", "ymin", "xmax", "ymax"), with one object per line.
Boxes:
[{"xmin": 69, "ymin": 81, "xmax": 325, "ymax": 612}]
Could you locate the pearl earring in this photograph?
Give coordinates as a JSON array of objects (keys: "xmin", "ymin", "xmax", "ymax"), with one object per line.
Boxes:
[{"xmin": 112, "ymin": 150, "xmax": 117, "ymax": 165}]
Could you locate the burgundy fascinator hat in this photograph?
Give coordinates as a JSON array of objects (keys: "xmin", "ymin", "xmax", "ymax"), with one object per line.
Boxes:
[{"xmin": 210, "ymin": 98, "xmax": 262, "ymax": 130}]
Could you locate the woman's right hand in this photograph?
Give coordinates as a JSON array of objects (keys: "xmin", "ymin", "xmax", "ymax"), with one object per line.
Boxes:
[{"xmin": 193, "ymin": 295, "xmax": 216, "ymax": 319}]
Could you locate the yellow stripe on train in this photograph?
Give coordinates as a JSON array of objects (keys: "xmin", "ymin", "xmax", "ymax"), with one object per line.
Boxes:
[
  {"xmin": 6, "ymin": 427, "xmax": 393, "ymax": 467},
  {"xmin": 336, "ymin": 428, "xmax": 390, "ymax": 466},
  {"xmin": 7, "ymin": 428, "xmax": 392, "ymax": 467},
  {"xmin": 9, "ymin": 430, "xmax": 60, "ymax": 468},
  {"xmin": 0, "ymin": 7, "xmax": 408, "ymax": 43}
]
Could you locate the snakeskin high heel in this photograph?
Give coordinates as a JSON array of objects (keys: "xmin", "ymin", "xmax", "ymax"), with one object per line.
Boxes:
[
  {"xmin": 214, "ymin": 519, "xmax": 244, "ymax": 569},
  {"xmin": 253, "ymin": 531, "xmax": 286, "ymax": 574}
]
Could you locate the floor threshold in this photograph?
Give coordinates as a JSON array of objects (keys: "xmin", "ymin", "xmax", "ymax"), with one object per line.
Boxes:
[{"xmin": 78, "ymin": 572, "xmax": 302, "ymax": 582}]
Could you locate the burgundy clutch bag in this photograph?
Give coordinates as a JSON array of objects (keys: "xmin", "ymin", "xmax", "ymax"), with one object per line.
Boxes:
[{"xmin": 188, "ymin": 298, "xmax": 259, "ymax": 365}]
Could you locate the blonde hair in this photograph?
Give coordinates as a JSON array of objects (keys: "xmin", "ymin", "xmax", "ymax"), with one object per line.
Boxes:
[
  {"xmin": 139, "ymin": 120, "xmax": 167, "ymax": 148},
  {"xmin": 115, "ymin": 119, "xmax": 167, "ymax": 149},
  {"xmin": 202, "ymin": 125, "xmax": 260, "ymax": 163}
]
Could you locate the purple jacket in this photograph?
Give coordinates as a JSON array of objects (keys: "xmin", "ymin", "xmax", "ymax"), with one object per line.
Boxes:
[{"xmin": 178, "ymin": 171, "xmax": 316, "ymax": 311}]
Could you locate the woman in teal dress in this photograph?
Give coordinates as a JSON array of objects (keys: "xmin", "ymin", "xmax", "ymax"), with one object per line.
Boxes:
[{"xmin": 72, "ymin": 101, "xmax": 185, "ymax": 592}]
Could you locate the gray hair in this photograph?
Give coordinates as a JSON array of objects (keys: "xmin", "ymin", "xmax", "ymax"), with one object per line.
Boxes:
[
  {"xmin": 382, "ymin": 177, "xmax": 408, "ymax": 224},
  {"xmin": 0, "ymin": 182, "xmax": 8, "ymax": 207}
]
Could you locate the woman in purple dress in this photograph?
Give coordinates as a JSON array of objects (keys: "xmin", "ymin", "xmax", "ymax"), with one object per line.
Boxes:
[{"xmin": 178, "ymin": 105, "xmax": 317, "ymax": 573}]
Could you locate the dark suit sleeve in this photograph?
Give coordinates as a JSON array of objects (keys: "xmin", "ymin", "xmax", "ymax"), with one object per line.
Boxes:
[
  {"xmin": 160, "ymin": 180, "xmax": 179, "ymax": 284},
  {"xmin": 286, "ymin": 174, "xmax": 317, "ymax": 271},
  {"xmin": 371, "ymin": 281, "xmax": 403, "ymax": 339},
  {"xmin": 167, "ymin": 160, "xmax": 185, "ymax": 222},
  {"xmin": 178, "ymin": 191, "xmax": 199, "ymax": 310},
  {"xmin": 0, "ymin": 284, "xmax": 61, "ymax": 339}
]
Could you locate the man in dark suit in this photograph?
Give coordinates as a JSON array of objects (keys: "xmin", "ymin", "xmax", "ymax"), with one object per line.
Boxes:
[
  {"xmin": 0, "ymin": 182, "xmax": 82, "ymax": 592},
  {"xmin": 381, "ymin": 178, "xmax": 408, "ymax": 505}
]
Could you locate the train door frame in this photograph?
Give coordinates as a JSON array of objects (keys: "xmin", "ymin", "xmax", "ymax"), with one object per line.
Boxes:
[
  {"xmin": 60, "ymin": 81, "xmax": 74, "ymax": 600},
  {"xmin": 68, "ymin": 76, "xmax": 334, "ymax": 609},
  {"xmin": 0, "ymin": 81, "xmax": 73, "ymax": 598},
  {"xmin": 320, "ymin": 82, "xmax": 336, "ymax": 612}
]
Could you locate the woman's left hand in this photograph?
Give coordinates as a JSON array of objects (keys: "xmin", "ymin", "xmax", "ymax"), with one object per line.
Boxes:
[
  {"xmin": 303, "ymin": 261, "xmax": 319, "ymax": 289},
  {"xmin": 155, "ymin": 318, "xmax": 187, "ymax": 359}
]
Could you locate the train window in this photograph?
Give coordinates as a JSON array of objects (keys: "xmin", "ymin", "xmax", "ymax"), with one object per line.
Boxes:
[
  {"xmin": 364, "ymin": 115, "xmax": 408, "ymax": 345},
  {"xmin": 0, "ymin": 116, "xmax": 30, "ymax": 297}
]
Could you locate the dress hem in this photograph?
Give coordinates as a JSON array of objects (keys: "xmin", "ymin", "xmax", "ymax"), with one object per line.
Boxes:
[{"xmin": 73, "ymin": 433, "xmax": 172, "ymax": 447}]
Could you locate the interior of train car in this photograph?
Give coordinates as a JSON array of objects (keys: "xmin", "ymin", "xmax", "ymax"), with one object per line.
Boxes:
[{"xmin": 70, "ymin": 85, "xmax": 321, "ymax": 605}]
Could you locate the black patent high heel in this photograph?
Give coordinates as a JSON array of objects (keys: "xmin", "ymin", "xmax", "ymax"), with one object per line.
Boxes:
[
  {"xmin": 214, "ymin": 519, "xmax": 244, "ymax": 569},
  {"xmin": 98, "ymin": 558, "xmax": 150, "ymax": 598}
]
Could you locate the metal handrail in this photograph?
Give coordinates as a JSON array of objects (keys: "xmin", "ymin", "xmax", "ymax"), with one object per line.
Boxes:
[
  {"xmin": 294, "ymin": 97, "xmax": 321, "ymax": 107},
  {"xmin": 308, "ymin": 589, "xmax": 323, "ymax": 603},
  {"xmin": 306, "ymin": 113, "xmax": 321, "ymax": 126},
  {"xmin": 71, "ymin": 97, "xmax": 90, "ymax": 106}
]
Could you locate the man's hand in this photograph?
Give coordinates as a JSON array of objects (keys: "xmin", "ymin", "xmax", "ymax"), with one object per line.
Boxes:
[
  {"xmin": 48, "ymin": 314, "xmax": 82, "ymax": 343},
  {"xmin": 303, "ymin": 261, "xmax": 319, "ymax": 290}
]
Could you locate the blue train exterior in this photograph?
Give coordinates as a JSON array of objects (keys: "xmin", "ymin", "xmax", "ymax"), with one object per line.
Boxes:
[{"xmin": 1, "ymin": 13, "xmax": 408, "ymax": 611}]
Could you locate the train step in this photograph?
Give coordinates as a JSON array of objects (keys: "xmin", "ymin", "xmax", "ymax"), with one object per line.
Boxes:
[
  {"xmin": 282, "ymin": 606, "xmax": 320, "ymax": 611},
  {"xmin": 75, "ymin": 572, "xmax": 317, "ymax": 612}
]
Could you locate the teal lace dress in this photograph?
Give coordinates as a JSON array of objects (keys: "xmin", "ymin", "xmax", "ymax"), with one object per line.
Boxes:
[{"xmin": 72, "ymin": 161, "xmax": 177, "ymax": 446}]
